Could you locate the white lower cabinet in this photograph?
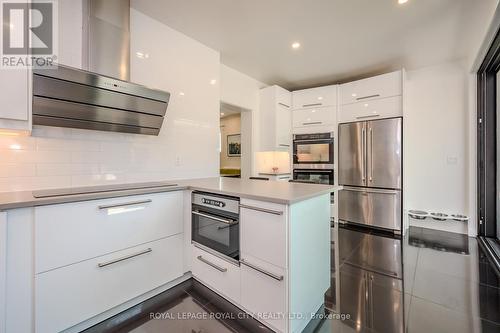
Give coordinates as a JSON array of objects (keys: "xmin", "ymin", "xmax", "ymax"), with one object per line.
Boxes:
[
  {"xmin": 35, "ymin": 234, "xmax": 184, "ymax": 333},
  {"xmin": 240, "ymin": 261, "xmax": 286, "ymax": 332},
  {"xmin": 191, "ymin": 246, "xmax": 240, "ymax": 303},
  {"xmin": 35, "ymin": 191, "xmax": 183, "ymax": 273},
  {"xmin": 240, "ymin": 198, "xmax": 287, "ymax": 269}
]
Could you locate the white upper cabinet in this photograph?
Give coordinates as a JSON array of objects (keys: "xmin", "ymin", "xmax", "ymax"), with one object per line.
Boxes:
[
  {"xmin": 292, "ymin": 106, "xmax": 336, "ymax": 128},
  {"xmin": 0, "ymin": 68, "xmax": 30, "ymax": 130},
  {"xmin": 338, "ymin": 96, "xmax": 402, "ymax": 123},
  {"xmin": 259, "ymin": 85, "xmax": 292, "ymax": 150},
  {"xmin": 292, "ymin": 85, "xmax": 337, "ymax": 109},
  {"xmin": 340, "ymin": 70, "xmax": 402, "ymax": 105}
]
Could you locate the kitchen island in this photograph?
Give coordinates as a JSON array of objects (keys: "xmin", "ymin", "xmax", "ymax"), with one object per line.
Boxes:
[{"xmin": 0, "ymin": 178, "xmax": 336, "ymax": 333}]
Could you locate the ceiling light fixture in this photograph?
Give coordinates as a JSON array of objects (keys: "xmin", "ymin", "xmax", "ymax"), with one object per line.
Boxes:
[
  {"xmin": 291, "ymin": 42, "xmax": 301, "ymax": 49},
  {"xmin": 398, "ymin": 0, "xmax": 408, "ymax": 4}
]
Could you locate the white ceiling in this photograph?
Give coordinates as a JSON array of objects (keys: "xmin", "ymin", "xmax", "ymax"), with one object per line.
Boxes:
[{"xmin": 132, "ymin": 0, "xmax": 497, "ymax": 90}]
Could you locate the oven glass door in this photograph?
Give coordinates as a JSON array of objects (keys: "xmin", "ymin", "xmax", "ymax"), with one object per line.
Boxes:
[
  {"xmin": 293, "ymin": 169, "xmax": 334, "ymax": 185},
  {"xmin": 192, "ymin": 206, "xmax": 239, "ymax": 260},
  {"xmin": 293, "ymin": 140, "xmax": 334, "ymax": 164}
]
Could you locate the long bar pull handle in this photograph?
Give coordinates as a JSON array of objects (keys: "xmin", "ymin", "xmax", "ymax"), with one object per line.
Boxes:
[
  {"xmin": 98, "ymin": 199, "xmax": 152, "ymax": 210},
  {"xmin": 361, "ymin": 127, "xmax": 366, "ymax": 184},
  {"xmin": 192, "ymin": 211, "xmax": 237, "ymax": 225},
  {"xmin": 356, "ymin": 114, "xmax": 380, "ymax": 120},
  {"xmin": 356, "ymin": 94, "xmax": 380, "ymax": 101},
  {"xmin": 303, "ymin": 103, "xmax": 323, "ymax": 107},
  {"xmin": 279, "ymin": 144, "xmax": 290, "ymax": 147},
  {"xmin": 369, "ymin": 127, "xmax": 373, "ymax": 182},
  {"xmin": 98, "ymin": 248, "xmax": 152, "ymax": 268},
  {"xmin": 240, "ymin": 259, "xmax": 284, "ymax": 281},
  {"xmin": 197, "ymin": 255, "xmax": 227, "ymax": 272},
  {"xmin": 278, "ymin": 102, "xmax": 290, "ymax": 108},
  {"xmin": 302, "ymin": 121, "xmax": 323, "ymax": 125},
  {"xmin": 239, "ymin": 204, "xmax": 283, "ymax": 215}
]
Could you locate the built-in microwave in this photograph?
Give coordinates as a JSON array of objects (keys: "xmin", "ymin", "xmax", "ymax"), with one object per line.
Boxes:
[{"xmin": 293, "ymin": 132, "xmax": 334, "ymax": 169}]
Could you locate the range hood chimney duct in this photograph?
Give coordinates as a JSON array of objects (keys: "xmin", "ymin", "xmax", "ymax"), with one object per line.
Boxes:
[{"xmin": 83, "ymin": 0, "xmax": 130, "ymax": 80}]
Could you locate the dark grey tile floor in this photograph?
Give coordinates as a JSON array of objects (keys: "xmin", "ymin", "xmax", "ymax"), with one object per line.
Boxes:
[{"xmin": 84, "ymin": 226, "xmax": 500, "ymax": 333}]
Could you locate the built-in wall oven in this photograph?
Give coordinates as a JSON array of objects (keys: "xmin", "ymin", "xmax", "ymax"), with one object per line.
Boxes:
[
  {"xmin": 293, "ymin": 132, "xmax": 334, "ymax": 169},
  {"xmin": 293, "ymin": 169, "xmax": 334, "ymax": 185},
  {"xmin": 191, "ymin": 192, "xmax": 240, "ymax": 264}
]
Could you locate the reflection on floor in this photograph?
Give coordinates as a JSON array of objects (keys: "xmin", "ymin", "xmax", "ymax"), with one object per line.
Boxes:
[
  {"xmin": 84, "ymin": 226, "xmax": 499, "ymax": 333},
  {"xmin": 319, "ymin": 225, "xmax": 500, "ymax": 333}
]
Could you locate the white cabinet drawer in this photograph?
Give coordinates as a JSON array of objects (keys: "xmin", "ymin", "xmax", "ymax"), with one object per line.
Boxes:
[
  {"xmin": 340, "ymin": 71, "xmax": 402, "ymax": 105},
  {"xmin": 35, "ymin": 191, "xmax": 183, "ymax": 273},
  {"xmin": 292, "ymin": 85, "xmax": 337, "ymax": 109},
  {"xmin": 191, "ymin": 246, "xmax": 240, "ymax": 303},
  {"xmin": 35, "ymin": 234, "xmax": 184, "ymax": 333},
  {"xmin": 240, "ymin": 198, "xmax": 287, "ymax": 269},
  {"xmin": 338, "ymin": 96, "xmax": 402, "ymax": 124},
  {"xmin": 240, "ymin": 261, "xmax": 286, "ymax": 332},
  {"xmin": 292, "ymin": 106, "xmax": 336, "ymax": 128}
]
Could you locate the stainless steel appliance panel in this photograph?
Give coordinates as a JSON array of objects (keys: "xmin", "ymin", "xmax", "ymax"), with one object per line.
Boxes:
[
  {"xmin": 33, "ymin": 75, "xmax": 167, "ymax": 116},
  {"xmin": 367, "ymin": 118, "xmax": 402, "ymax": 189},
  {"xmin": 339, "ymin": 122, "xmax": 366, "ymax": 187},
  {"xmin": 339, "ymin": 187, "xmax": 401, "ymax": 232},
  {"xmin": 33, "ymin": 97, "xmax": 163, "ymax": 129}
]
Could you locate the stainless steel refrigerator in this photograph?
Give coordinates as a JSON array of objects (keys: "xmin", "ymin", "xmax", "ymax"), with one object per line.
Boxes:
[{"xmin": 338, "ymin": 117, "xmax": 402, "ymax": 233}]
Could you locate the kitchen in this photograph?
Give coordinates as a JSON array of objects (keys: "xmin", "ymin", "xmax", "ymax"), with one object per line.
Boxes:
[{"xmin": 0, "ymin": 1, "xmax": 499, "ymax": 333}]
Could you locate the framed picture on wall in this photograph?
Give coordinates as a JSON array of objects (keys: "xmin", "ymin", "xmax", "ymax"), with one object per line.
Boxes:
[{"xmin": 227, "ymin": 134, "xmax": 241, "ymax": 157}]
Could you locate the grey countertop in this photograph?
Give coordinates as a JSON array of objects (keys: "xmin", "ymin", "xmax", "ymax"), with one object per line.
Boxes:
[{"xmin": 0, "ymin": 177, "xmax": 338, "ymax": 210}]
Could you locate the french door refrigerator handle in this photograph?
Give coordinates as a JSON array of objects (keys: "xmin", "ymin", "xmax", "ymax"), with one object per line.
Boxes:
[
  {"xmin": 369, "ymin": 126, "xmax": 373, "ymax": 182},
  {"xmin": 361, "ymin": 126, "xmax": 366, "ymax": 184}
]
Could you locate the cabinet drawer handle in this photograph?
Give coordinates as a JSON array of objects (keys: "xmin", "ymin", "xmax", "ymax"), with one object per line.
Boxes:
[
  {"xmin": 279, "ymin": 144, "xmax": 290, "ymax": 147},
  {"xmin": 239, "ymin": 204, "xmax": 283, "ymax": 215},
  {"xmin": 302, "ymin": 121, "xmax": 323, "ymax": 126},
  {"xmin": 356, "ymin": 94, "xmax": 380, "ymax": 101},
  {"xmin": 240, "ymin": 259, "xmax": 284, "ymax": 281},
  {"xmin": 197, "ymin": 255, "xmax": 227, "ymax": 272},
  {"xmin": 278, "ymin": 102, "xmax": 290, "ymax": 108},
  {"xmin": 302, "ymin": 103, "xmax": 322, "ymax": 107},
  {"xmin": 356, "ymin": 114, "xmax": 380, "ymax": 120},
  {"xmin": 97, "ymin": 248, "xmax": 152, "ymax": 268},
  {"xmin": 98, "ymin": 199, "xmax": 152, "ymax": 210}
]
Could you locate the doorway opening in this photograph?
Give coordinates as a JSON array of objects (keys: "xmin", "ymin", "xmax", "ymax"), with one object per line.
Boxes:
[{"xmin": 219, "ymin": 103, "xmax": 251, "ymax": 178}]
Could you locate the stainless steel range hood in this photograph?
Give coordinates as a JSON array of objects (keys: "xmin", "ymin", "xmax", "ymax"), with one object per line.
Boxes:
[
  {"xmin": 32, "ymin": 0, "xmax": 170, "ymax": 136},
  {"xmin": 32, "ymin": 65, "xmax": 170, "ymax": 135}
]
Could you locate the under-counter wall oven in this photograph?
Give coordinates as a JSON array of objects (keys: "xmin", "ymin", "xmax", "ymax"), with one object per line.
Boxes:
[{"xmin": 192, "ymin": 192, "xmax": 240, "ymax": 264}]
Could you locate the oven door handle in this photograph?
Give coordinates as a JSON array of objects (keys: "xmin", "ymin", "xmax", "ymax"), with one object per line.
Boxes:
[{"xmin": 192, "ymin": 211, "xmax": 237, "ymax": 225}]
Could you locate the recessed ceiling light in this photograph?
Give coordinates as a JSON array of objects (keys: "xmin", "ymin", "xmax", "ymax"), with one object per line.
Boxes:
[
  {"xmin": 291, "ymin": 42, "xmax": 301, "ymax": 49},
  {"xmin": 398, "ymin": 0, "xmax": 408, "ymax": 4},
  {"xmin": 210, "ymin": 79, "xmax": 217, "ymax": 85}
]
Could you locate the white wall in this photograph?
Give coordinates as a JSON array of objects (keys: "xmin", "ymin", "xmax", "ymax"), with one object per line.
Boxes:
[
  {"xmin": 404, "ymin": 60, "xmax": 470, "ymax": 234},
  {"xmin": 220, "ymin": 114, "xmax": 241, "ymax": 169},
  {"xmin": 220, "ymin": 64, "xmax": 267, "ymax": 179},
  {"xmin": 0, "ymin": 8, "xmax": 220, "ymax": 193}
]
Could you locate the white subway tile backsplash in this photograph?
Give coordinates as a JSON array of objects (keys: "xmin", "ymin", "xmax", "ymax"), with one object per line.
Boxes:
[{"xmin": 0, "ymin": 164, "xmax": 36, "ymax": 177}]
